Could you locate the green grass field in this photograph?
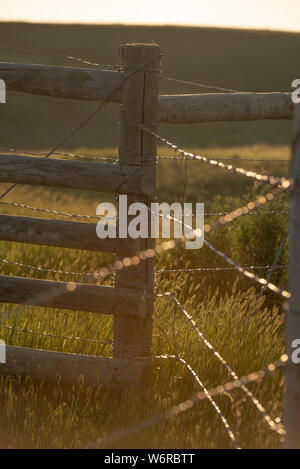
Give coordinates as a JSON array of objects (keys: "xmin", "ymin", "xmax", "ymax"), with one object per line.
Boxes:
[{"xmin": 0, "ymin": 22, "xmax": 296, "ymax": 448}]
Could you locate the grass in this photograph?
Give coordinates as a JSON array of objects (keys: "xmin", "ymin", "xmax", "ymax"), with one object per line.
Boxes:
[
  {"xmin": 0, "ymin": 282, "xmax": 285, "ymax": 449},
  {"xmin": 0, "ymin": 21, "xmax": 295, "ymax": 448},
  {"xmin": 0, "ymin": 143, "xmax": 289, "ymax": 449}
]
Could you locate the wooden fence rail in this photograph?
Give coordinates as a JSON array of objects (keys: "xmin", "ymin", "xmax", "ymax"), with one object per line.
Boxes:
[
  {"xmin": 0, "ymin": 62, "xmax": 123, "ymax": 102},
  {"xmin": 0, "ymin": 154, "xmax": 154, "ymax": 196},
  {"xmin": 0, "ymin": 42, "xmax": 298, "ymax": 445},
  {"xmin": 0, "ymin": 42, "xmax": 161, "ymax": 387},
  {"xmin": 0, "ymin": 275, "xmax": 146, "ymax": 316},
  {"xmin": 0, "ymin": 214, "xmax": 137, "ymax": 255},
  {"xmin": 3, "ymin": 345, "xmax": 145, "ymax": 386},
  {"xmin": 0, "ymin": 62, "xmax": 293, "ymax": 122}
]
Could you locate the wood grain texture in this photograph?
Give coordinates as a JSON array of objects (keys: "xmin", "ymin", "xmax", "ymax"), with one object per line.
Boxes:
[
  {"xmin": 0, "ymin": 62, "xmax": 123, "ymax": 102},
  {"xmin": 0, "ymin": 214, "xmax": 137, "ymax": 255},
  {"xmin": 285, "ymin": 103, "xmax": 300, "ymax": 448},
  {"xmin": 0, "ymin": 345, "xmax": 146, "ymax": 386},
  {"xmin": 0, "ymin": 275, "xmax": 146, "ymax": 317},
  {"xmin": 158, "ymin": 92, "xmax": 293, "ymax": 123},
  {"xmin": 0, "ymin": 154, "xmax": 154, "ymax": 196},
  {"xmin": 0, "ymin": 62, "xmax": 293, "ymax": 122}
]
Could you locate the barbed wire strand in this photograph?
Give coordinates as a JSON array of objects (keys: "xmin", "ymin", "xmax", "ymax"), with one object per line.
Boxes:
[
  {"xmin": 176, "ymin": 355, "xmax": 240, "ymax": 448},
  {"xmin": 205, "ymin": 188, "xmax": 279, "ymax": 232},
  {"xmin": 0, "ymin": 47, "xmax": 291, "ymax": 447},
  {"xmin": 0, "ymin": 52, "xmax": 162, "ymax": 201},
  {"xmin": 0, "ymin": 256, "xmax": 288, "ymax": 279},
  {"xmin": 204, "ymin": 239, "xmax": 290, "ymax": 299},
  {"xmin": 258, "ymin": 229, "xmax": 289, "ymax": 299},
  {"xmin": 1, "ymin": 189, "xmax": 288, "ymax": 298},
  {"xmin": 0, "ymin": 146, "xmax": 118, "ymax": 163},
  {"xmin": 135, "ymin": 125, "xmax": 292, "ymax": 191},
  {"xmin": 0, "ymin": 188, "xmax": 286, "ymax": 280},
  {"xmin": 145, "ymin": 196, "xmax": 290, "ymax": 299},
  {"xmin": 156, "ymin": 265, "xmax": 287, "ymax": 274},
  {"xmin": 0, "ymin": 322, "xmax": 113, "ymax": 346},
  {"xmin": 157, "ymin": 292, "xmax": 283, "ymax": 434},
  {"xmin": 0, "ymin": 145, "xmax": 291, "ymax": 163},
  {"xmin": 160, "ymin": 154, "xmax": 290, "ymax": 163},
  {"xmin": 0, "ymin": 201, "xmax": 107, "ymax": 220},
  {"xmin": 160, "ymin": 75, "xmax": 240, "ymax": 93},
  {"xmin": 0, "ymin": 199, "xmax": 288, "ymax": 221},
  {"xmin": 87, "ymin": 354, "xmax": 288, "ymax": 448},
  {"xmin": 0, "ymin": 191, "xmax": 284, "ymax": 297},
  {"xmin": 244, "ymin": 229, "xmax": 290, "ymax": 334},
  {"xmin": 0, "ymin": 47, "xmax": 122, "ymax": 70}
]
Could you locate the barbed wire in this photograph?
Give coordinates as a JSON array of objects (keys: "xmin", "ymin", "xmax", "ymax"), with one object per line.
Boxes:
[
  {"xmin": 0, "ymin": 322, "xmax": 113, "ymax": 346},
  {"xmin": 0, "ymin": 44, "xmax": 291, "ymax": 448},
  {"xmin": 1, "ymin": 194, "xmax": 286, "ymax": 298},
  {"xmin": 205, "ymin": 209, "xmax": 288, "ymax": 217},
  {"xmin": 147, "ymin": 192, "xmax": 290, "ymax": 298},
  {"xmin": 147, "ymin": 354, "xmax": 240, "ymax": 447},
  {"xmin": 159, "ymin": 154, "xmax": 290, "ymax": 163},
  {"xmin": 0, "ymin": 322, "xmax": 168, "ymax": 344},
  {"xmin": 87, "ymin": 353, "xmax": 288, "ymax": 448},
  {"xmin": 204, "ymin": 188, "xmax": 283, "ymax": 232},
  {"xmin": 0, "ymin": 201, "xmax": 106, "ymax": 220},
  {"xmin": 0, "ymin": 146, "xmax": 118, "ymax": 163},
  {"xmin": 147, "ymin": 203, "xmax": 290, "ymax": 298},
  {"xmin": 0, "ymin": 146, "xmax": 290, "ymax": 165},
  {"xmin": 176, "ymin": 355, "xmax": 240, "ymax": 448},
  {"xmin": 258, "ymin": 230, "xmax": 289, "ymax": 298},
  {"xmin": 0, "ymin": 257, "xmax": 91, "ymax": 277},
  {"xmin": 133, "ymin": 125, "xmax": 292, "ymax": 191},
  {"xmin": 156, "ymin": 265, "xmax": 287, "ymax": 274},
  {"xmin": 204, "ymin": 239, "xmax": 290, "ymax": 299},
  {"xmin": 0, "ymin": 256, "xmax": 288, "ymax": 279},
  {"xmin": 0, "ymin": 47, "xmax": 122, "ymax": 70},
  {"xmin": 0, "ymin": 192, "xmax": 281, "ymax": 297},
  {"xmin": 0, "ymin": 199, "xmax": 288, "ymax": 221},
  {"xmin": 157, "ymin": 292, "xmax": 283, "ymax": 434},
  {"xmin": 244, "ymin": 230, "xmax": 290, "ymax": 333},
  {"xmin": 160, "ymin": 75, "xmax": 240, "ymax": 93}
]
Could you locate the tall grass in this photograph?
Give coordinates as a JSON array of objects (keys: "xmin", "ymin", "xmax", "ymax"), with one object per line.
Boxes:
[{"xmin": 0, "ymin": 144, "xmax": 288, "ymax": 448}]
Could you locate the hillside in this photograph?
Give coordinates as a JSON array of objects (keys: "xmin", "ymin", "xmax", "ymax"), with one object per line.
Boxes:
[{"xmin": 0, "ymin": 22, "xmax": 299, "ymax": 149}]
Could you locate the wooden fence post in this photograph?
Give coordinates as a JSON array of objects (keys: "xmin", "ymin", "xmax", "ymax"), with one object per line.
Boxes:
[
  {"xmin": 113, "ymin": 43, "xmax": 161, "ymax": 373},
  {"xmin": 285, "ymin": 103, "xmax": 300, "ymax": 448}
]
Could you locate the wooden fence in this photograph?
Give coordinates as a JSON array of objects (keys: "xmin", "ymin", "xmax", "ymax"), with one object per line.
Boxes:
[
  {"xmin": 0, "ymin": 42, "xmax": 297, "ymax": 401},
  {"xmin": 0, "ymin": 43, "xmax": 161, "ymax": 387}
]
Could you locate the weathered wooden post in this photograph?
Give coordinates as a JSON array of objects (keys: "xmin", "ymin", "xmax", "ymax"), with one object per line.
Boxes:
[
  {"xmin": 285, "ymin": 103, "xmax": 300, "ymax": 447},
  {"xmin": 113, "ymin": 43, "xmax": 161, "ymax": 377}
]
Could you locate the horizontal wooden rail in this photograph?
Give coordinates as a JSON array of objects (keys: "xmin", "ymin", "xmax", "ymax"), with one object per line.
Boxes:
[
  {"xmin": 1, "ymin": 346, "xmax": 146, "ymax": 386},
  {"xmin": 0, "ymin": 275, "xmax": 146, "ymax": 317},
  {"xmin": 0, "ymin": 62, "xmax": 294, "ymax": 122},
  {"xmin": 0, "ymin": 154, "xmax": 154, "ymax": 196},
  {"xmin": 0, "ymin": 214, "xmax": 136, "ymax": 255},
  {"xmin": 158, "ymin": 92, "xmax": 293, "ymax": 123}
]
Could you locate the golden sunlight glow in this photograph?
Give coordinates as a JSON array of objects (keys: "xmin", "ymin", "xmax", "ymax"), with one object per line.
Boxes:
[{"xmin": 1, "ymin": 0, "xmax": 300, "ymax": 32}]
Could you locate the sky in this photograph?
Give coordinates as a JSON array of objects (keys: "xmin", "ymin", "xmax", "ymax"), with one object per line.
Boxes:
[{"xmin": 1, "ymin": 0, "xmax": 300, "ymax": 32}]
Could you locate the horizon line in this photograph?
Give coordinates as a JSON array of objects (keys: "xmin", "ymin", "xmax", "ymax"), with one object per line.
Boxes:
[{"xmin": 0, "ymin": 19, "xmax": 300, "ymax": 35}]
